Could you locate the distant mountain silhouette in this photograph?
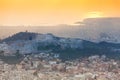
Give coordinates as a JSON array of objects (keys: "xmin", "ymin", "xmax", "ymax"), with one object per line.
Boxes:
[{"xmin": 1, "ymin": 32, "xmax": 38, "ymax": 43}]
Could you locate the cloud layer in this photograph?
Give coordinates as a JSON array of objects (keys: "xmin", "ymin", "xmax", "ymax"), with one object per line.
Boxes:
[{"xmin": 1, "ymin": 17, "xmax": 120, "ymax": 43}]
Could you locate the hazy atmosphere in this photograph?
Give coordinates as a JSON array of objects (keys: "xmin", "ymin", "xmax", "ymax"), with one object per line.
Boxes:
[
  {"xmin": 1, "ymin": 18, "xmax": 120, "ymax": 43},
  {"xmin": 0, "ymin": 1, "xmax": 120, "ymax": 80},
  {"xmin": 0, "ymin": 0, "xmax": 120, "ymax": 40}
]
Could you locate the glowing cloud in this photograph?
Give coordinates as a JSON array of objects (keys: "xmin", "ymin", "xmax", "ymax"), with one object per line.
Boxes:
[{"xmin": 85, "ymin": 12, "xmax": 104, "ymax": 18}]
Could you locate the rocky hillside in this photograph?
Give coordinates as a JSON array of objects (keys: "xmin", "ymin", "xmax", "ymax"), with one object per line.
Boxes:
[{"xmin": 0, "ymin": 32, "xmax": 120, "ymax": 60}]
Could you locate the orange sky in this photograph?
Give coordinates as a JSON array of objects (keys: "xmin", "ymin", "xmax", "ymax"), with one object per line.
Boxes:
[{"xmin": 0, "ymin": 0, "xmax": 120, "ymax": 26}]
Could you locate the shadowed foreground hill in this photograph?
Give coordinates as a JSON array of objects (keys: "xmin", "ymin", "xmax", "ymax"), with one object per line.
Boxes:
[{"xmin": 0, "ymin": 32, "xmax": 120, "ymax": 61}]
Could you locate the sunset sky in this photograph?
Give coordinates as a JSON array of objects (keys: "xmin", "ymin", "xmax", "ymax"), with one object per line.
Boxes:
[{"xmin": 0, "ymin": 0, "xmax": 120, "ymax": 26}]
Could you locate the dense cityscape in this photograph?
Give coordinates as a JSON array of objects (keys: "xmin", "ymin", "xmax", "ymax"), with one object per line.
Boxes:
[{"xmin": 0, "ymin": 54, "xmax": 120, "ymax": 80}]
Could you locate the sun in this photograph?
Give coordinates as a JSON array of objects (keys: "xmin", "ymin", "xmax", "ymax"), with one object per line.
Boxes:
[{"xmin": 85, "ymin": 12, "xmax": 104, "ymax": 18}]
